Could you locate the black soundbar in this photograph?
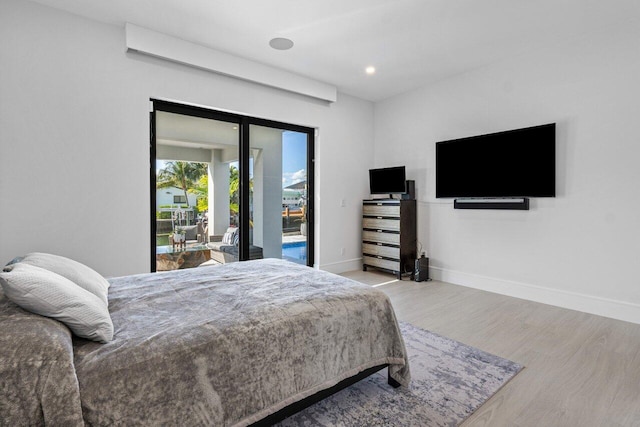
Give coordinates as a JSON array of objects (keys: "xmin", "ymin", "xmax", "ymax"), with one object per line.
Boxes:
[{"xmin": 454, "ymin": 198, "xmax": 530, "ymax": 210}]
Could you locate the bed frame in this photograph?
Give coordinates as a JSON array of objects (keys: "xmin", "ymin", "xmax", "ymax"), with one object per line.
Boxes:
[{"xmin": 250, "ymin": 364, "xmax": 399, "ymax": 426}]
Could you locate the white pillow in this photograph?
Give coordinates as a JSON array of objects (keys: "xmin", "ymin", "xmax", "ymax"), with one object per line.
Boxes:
[
  {"xmin": 19, "ymin": 252, "xmax": 109, "ymax": 306},
  {"xmin": 0, "ymin": 263, "xmax": 114, "ymax": 343},
  {"xmin": 222, "ymin": 227, "xmax": 238, "ymax": 244}
]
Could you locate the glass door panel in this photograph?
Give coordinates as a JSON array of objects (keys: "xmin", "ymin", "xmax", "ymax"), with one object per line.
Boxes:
[
  {"xmin": 154, "ymin": 110, "xmax": 239, "ymax": 271},
  {"xmin": 249, "ymin": 125, "xmax": 309, "ymax": 265}
]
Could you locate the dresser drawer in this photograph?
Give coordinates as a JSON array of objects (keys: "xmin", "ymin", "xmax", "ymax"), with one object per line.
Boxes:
[
  {"xmin": 363, "ymin": 243, "xmax": 400, "ymax": 259},
  {"xmin": 362, "ymin": 218, "xmax": 400, "ymax": 231},
  {"xmin": 363, "ymin": 204, "xmax": 400, "ymax": 217},
  {"xmin": 363, "ymin": 256, "xmax": 400, "ymax": 272},
  {"xmin": 362, "ymin": 230, "xmax": 400, "ymax": 245}
]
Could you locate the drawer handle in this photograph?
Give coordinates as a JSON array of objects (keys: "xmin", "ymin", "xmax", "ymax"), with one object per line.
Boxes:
[
  {"xmin": 377, "ymin": 229, "xmax": 382, "ymax": 233},
  {"xmin": 377, "ymin": 256, "xmax": 382, "ymax": 259},
  {"xmin": 377, "ymin": 243, "xmax": 382, "ymax": 246},
  {"xmin": 377, "ymin": 216, "xmax": 383, "ymax": 219}
]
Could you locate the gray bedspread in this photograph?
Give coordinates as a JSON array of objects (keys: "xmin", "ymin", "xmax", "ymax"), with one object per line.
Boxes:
[
  {"xmin": 0, "ymin": 291, "xmax": 85, "ymax": 426},
  {"xmin": 2, "ymin": 258, "xmax": 410, "ymax": 426}
]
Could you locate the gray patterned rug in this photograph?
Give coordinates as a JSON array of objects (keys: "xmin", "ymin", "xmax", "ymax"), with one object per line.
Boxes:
[{"xmin": 277, "ymin": 322, "xmax": 523, "ymax": 427}]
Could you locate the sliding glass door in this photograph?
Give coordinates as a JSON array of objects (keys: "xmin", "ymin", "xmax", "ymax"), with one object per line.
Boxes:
[{"xmin": 150, "ymin": 100, "xmax": 314, "ymax": 272}]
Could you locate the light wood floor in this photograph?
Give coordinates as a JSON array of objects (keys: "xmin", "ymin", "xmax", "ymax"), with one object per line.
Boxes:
[{"xmin": 340, "ymin": 270, "xmax": 640, "ymax": 427}]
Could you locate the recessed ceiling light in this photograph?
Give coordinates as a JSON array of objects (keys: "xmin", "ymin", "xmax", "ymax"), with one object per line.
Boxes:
[
  {"xmin": 365, "ymin": 66, "xmax": 376, "ymax": 75},
  {"xmin": 232, "ymin": 126, "xmax": 238, "ymax": 130},
  {"xmin": 269, "ymin": 38, "xmax": 294, "ymax": 50}
]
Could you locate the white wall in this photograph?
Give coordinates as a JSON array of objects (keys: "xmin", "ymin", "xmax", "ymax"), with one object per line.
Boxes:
[
  {"xmin": 0, "ymin": 0, "xmax": 374, "ymax": 276},
  {"xmin": 374, "ymin": 22, "xmax": 640, "ymax": 323}
]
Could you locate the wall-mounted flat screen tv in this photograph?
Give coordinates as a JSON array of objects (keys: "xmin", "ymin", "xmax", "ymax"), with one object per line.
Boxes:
[
  {"xmin": 436, "ymin": 123, "xmax": 556, "ymax": 198},
  {"xmin": 369, "ymin": 166, "xmax": 406, "ymax": 195}
]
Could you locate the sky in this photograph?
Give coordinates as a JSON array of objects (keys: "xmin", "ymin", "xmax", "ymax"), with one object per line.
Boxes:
[{"xmin": 282, "ymin": 131, "xmax": 307, "ymax": 188}]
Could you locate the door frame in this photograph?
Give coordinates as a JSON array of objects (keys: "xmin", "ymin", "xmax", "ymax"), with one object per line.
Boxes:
[{"xmin": 150, "ymin": 99, "xmax": 315, "ymax": 271}]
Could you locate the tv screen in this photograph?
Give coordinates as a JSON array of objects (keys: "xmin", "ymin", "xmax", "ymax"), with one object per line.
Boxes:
[
  {"xmin": 436, "ymin": 123, "xmax": 555, "ymax": 198},
  {"xmin": 369, "ymin": 166, "xmax": 406, "ymax": 195}
]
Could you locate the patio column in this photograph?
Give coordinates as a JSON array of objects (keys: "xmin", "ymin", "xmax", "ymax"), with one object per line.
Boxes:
[{"xmin": 210, "ymin": 149, "xmax": 230, "ymax": 237}]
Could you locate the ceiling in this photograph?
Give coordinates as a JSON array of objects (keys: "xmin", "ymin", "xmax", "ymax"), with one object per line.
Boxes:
[
  {"xmin": 30, "ymin": 0, "xmax": 640, "ymax": 101},
  {"xmin": 156, "ymin": 112, "xmax": 239, "ymax": 150}
]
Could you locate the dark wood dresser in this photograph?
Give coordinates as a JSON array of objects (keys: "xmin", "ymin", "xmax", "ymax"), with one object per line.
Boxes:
[{"xmin": 362, "ymin": 199, "xmax": 417, "ymax": 280}]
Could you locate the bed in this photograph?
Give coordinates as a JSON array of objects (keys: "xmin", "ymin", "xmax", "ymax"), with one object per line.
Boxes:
[{"xmin": 0, "ymin": 257, "xmax": 410, "ymax": 426}]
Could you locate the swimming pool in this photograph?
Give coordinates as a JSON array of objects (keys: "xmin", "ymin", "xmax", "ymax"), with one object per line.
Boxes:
[{"xmin": 282, "ymin": 241, "xmax": 307, "ymax": 264}]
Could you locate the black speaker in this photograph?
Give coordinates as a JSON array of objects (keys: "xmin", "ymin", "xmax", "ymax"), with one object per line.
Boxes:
[
  {"xmin": 453, "ymin": 198, "xmax": 529, "ymax": 210},
  {"xmin": 402, "ymin": 180, "xmax": 415, "ymax": 200},
  {"xmin": 414, "ymin": 255, "xmax": 429, "ymax": 282}
]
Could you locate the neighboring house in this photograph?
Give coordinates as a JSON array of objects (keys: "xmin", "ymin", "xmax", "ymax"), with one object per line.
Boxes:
[
  {"xmin": 156, "ymin": 187, "xmax": 198, "ymax": 210},
  {"xmin": 282, "ymin": 181, "xmax": 306, "ymax": 208}
]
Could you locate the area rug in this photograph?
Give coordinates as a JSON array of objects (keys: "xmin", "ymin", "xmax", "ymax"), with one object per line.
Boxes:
[{"xmin": 277, "ymin": 322, "xmax": 523, "ymax": 427}]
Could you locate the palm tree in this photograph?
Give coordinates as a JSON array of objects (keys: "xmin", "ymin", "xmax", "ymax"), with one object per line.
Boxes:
[
  {"xmin": 157, "ymin": 161, "xmax": 207, "ymax": 207},
  {"xmin": 229, "ymin": 165, "xmax": 240, "ymax": 215},
  {"xmin": 229, "ymin": 165, "xmax": 253, "ymax": 223},
  {"xmin": 189, "ymin": 174, "xmax": 209, "ymax": 212}
]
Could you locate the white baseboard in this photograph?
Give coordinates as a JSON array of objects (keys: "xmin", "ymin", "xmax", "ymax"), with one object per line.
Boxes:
[
  {"xmin": 430, "ymin": 266, "xmax": 640, "ymax": 325},
  {"xmin": 319, "ymin": 258, "xmax": 362, "ymax": 275}
]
